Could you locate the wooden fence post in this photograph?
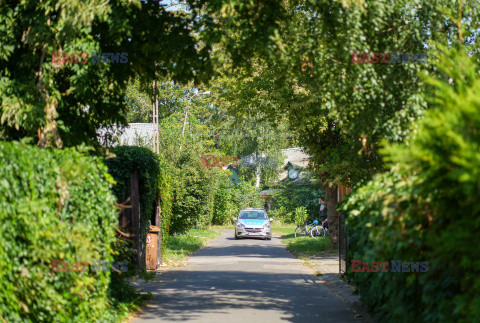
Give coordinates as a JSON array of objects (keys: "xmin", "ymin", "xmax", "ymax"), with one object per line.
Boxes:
[
  {"xmin": 155, "ymin": 205, "xmax": 162, "ymax": 268},
  {"xmin": 131, "ymin": 171, "xmax": 142, "ymax": 270}
]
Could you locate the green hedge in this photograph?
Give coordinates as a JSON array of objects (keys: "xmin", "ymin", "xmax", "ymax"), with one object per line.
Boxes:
[
  {"xmin": 341, "ymin": 48, "xmax": 480, "ymax": 322},
  {"xmin": 212, "ymin": 181, "xmax": 235, "ymax": 225},
  {"xmin": 170, "ymin": 151, "xmax": 221, "ymax": 233},
  {"xmin": 0, "ymin": 142, "xmax": 117, "ymax": 322}
]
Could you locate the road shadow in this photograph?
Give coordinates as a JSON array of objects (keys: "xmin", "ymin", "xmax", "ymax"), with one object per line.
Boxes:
[{"xmin": 134, "ymin": 270, "xmax": 361, "ymax": 323}]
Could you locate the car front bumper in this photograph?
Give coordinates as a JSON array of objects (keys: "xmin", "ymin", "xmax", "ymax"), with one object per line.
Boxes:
[{"xmin": 236, "ymin": 226, "xmax": 271, "ymax": 238}]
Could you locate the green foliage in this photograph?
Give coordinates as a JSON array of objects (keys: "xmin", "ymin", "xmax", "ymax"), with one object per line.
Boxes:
[
  {"xmin": 0, "ymin": 141, "xmax": 117, "ymax": 322},
  {"xmin": 212, "ymin": 181, "xmax": 235, "ymax": 225},
  {"xmin": 268, "ymin": 206, "xmax": 292, "ymax": 223},
  {"xmin": 107, "ymin": 273, "xmax": 154, "ymax": 322},
  {"xmin": 341, "ymin": 48, "xmax": 480, "ymax": 322},
  {"xmin": 214, "ymin": 0, "xmax": 480, "ymax": 187},
  {"xmin": 158, "ymin": 158, "xmax": 174, "ymax": 248},
  {"xmin": 286, "ymin": 237, "xmax": 333, "ymax": 258},
  {"xmin": 230, "ymin": 180, "xmax": 264, "ymax": 213},
  {"xmin": 169, "ymin": 149, "xmax": 230, "ymax": 233},
  {"xmin": 273, "ymin": 224, "xmax": 334, "ymax": 257},
  {"xmin": 0, "ymin": 0, "xmax": 221, "ymax": 147},
  {"xmin": 271, "ymin": 176, "xmax": 324, "ymax": 223},
  {"xmin": 105, "ymin": 146, "xmax": 170, "ymax": 264},
  {"xmin": 292, "ymin": 206, "xmax": 308, "ymax": 226}
]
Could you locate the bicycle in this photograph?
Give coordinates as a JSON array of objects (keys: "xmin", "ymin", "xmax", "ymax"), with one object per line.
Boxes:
[
  {"xmin": 294, "ymin": 220, "xmax": 314, "ymax": 238},
  {"xmin": 310, "ymin": 219, "xmax": 328, "ymax": 238}
]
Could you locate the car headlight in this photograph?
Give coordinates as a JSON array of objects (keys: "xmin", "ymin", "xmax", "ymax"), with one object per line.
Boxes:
[
  {"xmin": 236, "ymin": 223, "xmax": 245, "ymax": 228},
  {"xmin": 263, "ymin": 223, "xmax": 271, "ymax": 229}
]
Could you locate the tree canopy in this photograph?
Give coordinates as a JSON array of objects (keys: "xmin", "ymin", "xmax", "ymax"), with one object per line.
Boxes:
[{"xmin": 0, "ymin": 0, "xmax": 284, "ymax": 148}]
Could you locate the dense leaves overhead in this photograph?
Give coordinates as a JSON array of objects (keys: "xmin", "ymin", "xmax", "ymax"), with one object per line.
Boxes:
[
  {"xmin": 0, "ymin": 0, "xmax": 285, "ymax": 148},
  {"xmin": 215, "ymin": 0, "xmax": 479, "ymax": 185}
]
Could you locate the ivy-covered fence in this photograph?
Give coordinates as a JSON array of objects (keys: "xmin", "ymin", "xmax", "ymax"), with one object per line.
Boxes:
[
  {"xmin": 105, "ymin": 146, "xmax": 172, "ymax": 268},
  {"xmin": 0, "ymin": 142, "xmax": 118, "ymax": 322}
]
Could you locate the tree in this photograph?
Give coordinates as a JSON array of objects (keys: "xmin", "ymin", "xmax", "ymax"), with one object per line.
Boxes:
[
  {"xmin": 209, "ymin": 0, "xmax": 479, "ymax": 246},
  {"xmin": 0, "ymin": 0, "xmax": 286, "ymax": 148}
]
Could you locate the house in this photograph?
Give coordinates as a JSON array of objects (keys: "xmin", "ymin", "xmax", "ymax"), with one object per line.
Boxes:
[{"xmin": 278, "ymin": 148, "xmax": 311, "ymax": 182}]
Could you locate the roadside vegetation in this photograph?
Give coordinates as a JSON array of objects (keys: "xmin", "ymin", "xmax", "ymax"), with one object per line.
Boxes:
[
  {"xmin": 107, "ymin": 276, "xmax": 154, "ymax": 322},
  {"xmin": 162, "ymin": 229, "xmax": 222, "ymax": 267},
  {"xmin": 273, "ymin": 224, "xmax": 336, "ymax": 258},
  {"xmin": 1, "ymin": 0, "xmax": 479, "ymax": 322}
]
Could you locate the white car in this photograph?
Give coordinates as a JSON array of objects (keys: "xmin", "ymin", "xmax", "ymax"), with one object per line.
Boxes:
[{"xmin": 234, "ymin": 208, "xmax": 272, "ymax": 240}]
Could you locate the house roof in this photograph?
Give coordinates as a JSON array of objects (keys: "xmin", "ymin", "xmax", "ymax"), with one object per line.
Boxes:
[
  {"xmin": 117, "ymin": 123, "xmax": 155, "ymax": 146},
  {"xmin": 97, "ymin": 123, "xmax": 154, "ymax": 147},
  {"xmin": 280, "ymin": 148, "xmax": 311, "ymax": 167},
  {"xmin": 278, "ymin": 148, "xmax": 311, "ymax": 181}
]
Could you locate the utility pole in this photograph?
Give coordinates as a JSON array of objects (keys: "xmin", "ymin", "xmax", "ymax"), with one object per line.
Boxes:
[{"xmin": 152, "ymin": 77, "xmax": 159, "ymax": 154}]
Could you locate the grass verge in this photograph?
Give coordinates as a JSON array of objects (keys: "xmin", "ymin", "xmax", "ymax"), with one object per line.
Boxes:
[
  {"xmin": 273, "ymin": 223, "xmax": 336, "ymax": 258},
  {"xmin": 162, "ymin": 228, "xmax": 222, "ymax": 267},
  {"xmin": 107, "ymin": 272, "xmax": 154, "ymax": 322}
]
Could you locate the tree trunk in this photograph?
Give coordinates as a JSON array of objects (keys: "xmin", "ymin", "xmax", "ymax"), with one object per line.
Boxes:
[
  {"xmin": 37, "ymin": 48, "xmax": 62, "ymax": 149},
  {"xmin": 38, "ymin": 97, "xmax": 63, "ymax": 148},
  {"xmin": 323, "ymin": 182, "xmax": 339, "ymax": 249},
  {"xmin": 255, "ymin": 165, "xmax": 261, "ymax": 188},
  {"xmin": 131, "ymin": 171, "xmax": 142, "ymax": 270}
]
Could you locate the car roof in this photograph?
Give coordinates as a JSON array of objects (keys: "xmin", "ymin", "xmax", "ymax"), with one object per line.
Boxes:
[{"xmin": 240, "ymin": 208, "xmax": 265, "ymax": 211}]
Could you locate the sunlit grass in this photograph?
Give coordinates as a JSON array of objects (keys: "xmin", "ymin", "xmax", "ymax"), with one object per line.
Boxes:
[
  {"xmin": 273, "ymin": 223, "xmax": 335, "ymax": 258},
  {"xmin": 210, "ymin": 224, "xmax": 235, "ymax": 230},
  {"xmin": 163, "ymin": 228, "xmax": 222, "ymax": 266}
]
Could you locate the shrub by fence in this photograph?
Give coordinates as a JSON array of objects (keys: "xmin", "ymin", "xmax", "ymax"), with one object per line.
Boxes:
[
  {"xmin": 341, "ymin": 48, "xmax": 480, "ymax": 322},
  {"xmin": 0, "ymin": 142, "xmax": 118, "ymax": 322},
  {"xmin": 170, "ymin": 151, "xmax": 229, "ymax": 232}
]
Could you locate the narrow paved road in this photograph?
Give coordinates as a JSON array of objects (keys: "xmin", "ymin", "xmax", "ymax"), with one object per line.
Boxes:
[{"xmin": 131, "ymin": 230, "xmax": 359, "ymax": 322}]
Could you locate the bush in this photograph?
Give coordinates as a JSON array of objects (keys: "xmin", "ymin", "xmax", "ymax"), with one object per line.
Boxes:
[
  {"xmin": 271, "ymin": 177, "xmax": 324, "ymax": 223},
  {"xmin": 157, "ymin": 158, "xmax": 173, "ymax": 247},
  {"xmin": 293, "ymin": 206, "xmax": 308, "ymax": 225},
  {"xmin": 0, "ymin": 142, "xmax": 117, "ymax": 322},
  {"xmin": 267, "ymin": 206, "xmax": 286, "ymax": 223},
  {"xmin": 341, "ymin": 48, "xmax": 480, "ymax": 322},
  {"xmin": 230, "ymin": 180, "xmax": 264, "ymax": 216},
  {"xmin": 170, "ymin": 150, "xmax": 236, "ymax": 232},
  {"xmin": 212, "ymin": 181, "xmax": 234, "ymax": 225},
  {"xmin": 170, "ymin": 151, "xmax": 215, "ymax": 233}
]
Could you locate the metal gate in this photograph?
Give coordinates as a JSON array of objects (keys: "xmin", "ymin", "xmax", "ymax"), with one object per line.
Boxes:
[{"xmin": 338, "ymin": 213, "xmax": 348, "ymax": 274}]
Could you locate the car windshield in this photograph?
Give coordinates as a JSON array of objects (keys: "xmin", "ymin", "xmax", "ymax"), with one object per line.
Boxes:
[{"xmin": 239, "ymin": 211, "xmax": 267, "ymax": 220}]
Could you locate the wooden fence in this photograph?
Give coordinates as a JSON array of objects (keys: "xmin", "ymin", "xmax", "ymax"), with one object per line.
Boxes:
[{"xmin": 118, "ymin": 171, "xmax": 161, "ymax": 271}]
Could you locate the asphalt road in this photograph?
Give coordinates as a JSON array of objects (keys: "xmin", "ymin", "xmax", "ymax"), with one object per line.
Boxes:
[{"xmin": 131, "ymin": 230, "xmax": 360, "ymax": 323}]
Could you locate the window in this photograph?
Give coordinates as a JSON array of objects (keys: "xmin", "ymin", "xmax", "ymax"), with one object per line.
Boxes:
[{"xmin": 239, "ymin": 211, "xmax": 267, "ymax": 220}]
